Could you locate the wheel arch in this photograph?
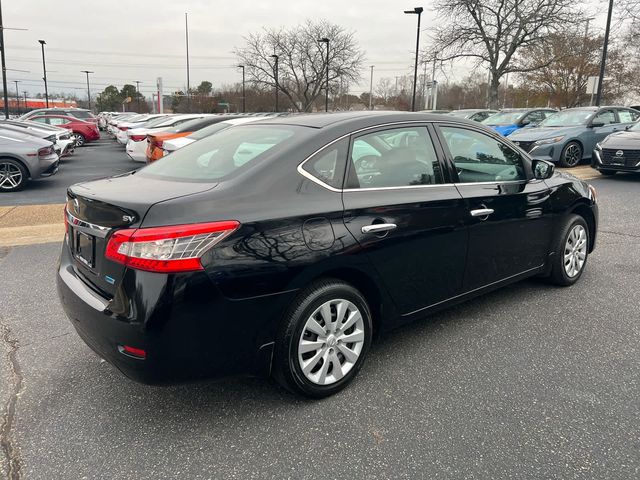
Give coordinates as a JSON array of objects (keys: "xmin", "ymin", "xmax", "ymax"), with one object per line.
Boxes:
[{"xmin": 569, "ymin": 200, "xmax": 596, "ymax": 252}]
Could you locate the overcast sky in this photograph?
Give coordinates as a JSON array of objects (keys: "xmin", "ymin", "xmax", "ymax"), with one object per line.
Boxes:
[{"xmin": 4, "ymin": 0, "xmax": 610, "ymax": 100}]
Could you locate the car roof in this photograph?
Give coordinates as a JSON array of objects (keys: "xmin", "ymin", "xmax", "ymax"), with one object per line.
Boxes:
[{"xmin": 250, "ymin": 111, "xmax": 475, "ymax": 130}]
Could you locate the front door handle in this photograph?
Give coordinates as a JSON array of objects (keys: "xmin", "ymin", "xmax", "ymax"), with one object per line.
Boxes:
[
  {"xmin": 470, "ymin": 208, "xmax": 495, "ymax": 217},
  {"xmin": 361, "ymin": 223, "xmax": 397, "ymax": 234}
]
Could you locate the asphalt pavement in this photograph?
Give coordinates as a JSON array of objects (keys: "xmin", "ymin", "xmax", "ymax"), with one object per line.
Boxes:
[{"xmin": 0, "ymin": 143, "xmax": 639, "ymax": 479}]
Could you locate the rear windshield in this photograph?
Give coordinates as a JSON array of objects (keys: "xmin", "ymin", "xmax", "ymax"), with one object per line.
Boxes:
[
  {"xmin": 71, "ymin": 111, "xmax": 95, "ymax": 119},
  {"xmin": 139, "ymin": 125, "xmax": 298, "ymax": 181},
  {"xmin": 166, "ymin": 117, "xmax": 220, "ymax": 134},
  {"xmin": 188, "ymin": 122, "xmax": 233, "ymax": 140}
]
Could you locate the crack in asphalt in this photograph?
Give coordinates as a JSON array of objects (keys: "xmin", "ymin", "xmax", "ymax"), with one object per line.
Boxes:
[
  {"xmin": 600, "ymin": 229, "xmax": 640, "ymax": 239},
  {"xmin": 0, "ymin": 317, "xmax": 23, "ymax": 480}
]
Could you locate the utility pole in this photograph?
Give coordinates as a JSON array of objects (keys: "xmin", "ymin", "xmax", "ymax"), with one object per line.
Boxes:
[
  {"xmin": 0, "ymin": 1, "xmax": 9, "ymax": 119},
  {"xmin": 135, "ymin": 80, "xmax": 142, "ymax": 111},
  {"xmin": 81, "ymin": 70, "xmax": 93, "ymax": 110},
  {"xmin": 369, "ymin": 65, "xmax": 374, "ymax": 110},
  {"xmin": 185, "ymin": 12, "xmax": 191, "ymax": 111},
  {"xmin": 595, "ymin": 0, "xmax": 614, "ymax": 106}
]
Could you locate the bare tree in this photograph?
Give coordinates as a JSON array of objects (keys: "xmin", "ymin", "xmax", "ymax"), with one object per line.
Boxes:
[
  {"xmin": 235, "ymin": 20, "xmax": 364, "ymax": 112},
  {"xmin": 430, "ymin": 0, "xmax": 584, "ymax": 108}
]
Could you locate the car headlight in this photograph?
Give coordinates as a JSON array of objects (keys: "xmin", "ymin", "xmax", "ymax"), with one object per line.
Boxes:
[
  {"xmin": 595, "ymin": 142, "xmax": 602, "ymax": 151},
  {"xmin": 533, "ymin": 136, "xmax": 565, "ymax": 146}
]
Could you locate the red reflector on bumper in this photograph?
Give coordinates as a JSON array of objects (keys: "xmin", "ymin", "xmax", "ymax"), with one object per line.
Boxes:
[{"xmin": 118, "ymin": 345, "xmax": 147, "ymax": 359}]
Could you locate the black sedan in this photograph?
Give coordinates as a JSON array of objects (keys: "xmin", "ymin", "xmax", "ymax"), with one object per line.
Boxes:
[
  {"xmin": 57, "ymin": 112, "xmax": 598, "ymax": 398},
  {"xmin": 592, "ymin": 120, "xmax": 640, "ymax": 175}
]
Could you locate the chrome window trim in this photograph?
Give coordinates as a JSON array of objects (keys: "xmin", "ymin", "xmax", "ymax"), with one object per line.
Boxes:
[{"xmin": 296, "ymin": 120, "xmax": 531, "ymax": 193}]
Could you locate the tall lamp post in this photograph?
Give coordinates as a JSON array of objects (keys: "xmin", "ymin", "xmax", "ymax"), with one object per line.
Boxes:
[
  {"xmin": 81, "ymin": 70, "xmax": 93, "ymax": 110},
  {"xmin": 135, "ymin": 80, "xmax": 142, "ymax": 111},
  {"xmin": 595, "ymin": 0, "xmax": 614, "ymax": 106},
  {"xmin": 369, "ymin": 65, "xmax": 374, "ymax": 110},
  {"xmin": 0, "ymin": 1, "xmax": 8, "ymax": 118},
  {"xmin": 270, "ymin": 54, "xmax": 279, "ymax": 112},
  {"xmin": 318, "ymin": 37, "xmax": 329, "ymax": 112},
  {"xmin": 238, "ymin": 65, "xmax": 246, "ymax": 113},
  {"xmin": 185, "ymin": 12, "xmax": 191, "ymax": 111},
  {"xmin": 404, "ymin": 7, "xmax": 424, "ymax": 112},
  {"xmin": 38, "ymin": 39, "xmax": 48, "ymax": 108}
]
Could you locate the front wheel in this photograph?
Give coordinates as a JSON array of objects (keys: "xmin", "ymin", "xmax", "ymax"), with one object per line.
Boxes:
[
  {"xmin": 559, "ymin": 141, "xmax": 583, "ymax": 168},
  {"xmin": 548, "ymin": 214, "xmax": 589, "ymax": 286},
  {"xmin": 0, "ymin": 159, "xmax": 28, "ymax": 192},
  {"xmin": 274, "ymin": 279, "xmax": 373, "ymax": 398}
]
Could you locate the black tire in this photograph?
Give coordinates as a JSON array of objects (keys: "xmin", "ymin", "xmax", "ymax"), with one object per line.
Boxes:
[
  {"xmin": 599, "ymin": 169, "xmax": 616, "ymax": 176},
  {"xmin": 558, "ymin": 141, "xmax": 583, "ymax": 168},
  {"xmin": 0, "ymin": 158, "xmax": 28, "ymax": 192},
  {"xmin": 547, "ymin": 214, "xmax": 589, "ymax": 286},
  {"xmin": 75, "ymin": 133, "xmax": 86, "ymax": 147},
  {"xmin": 273, "ymin": 279, "xmax": 373, "ymax": 398}
]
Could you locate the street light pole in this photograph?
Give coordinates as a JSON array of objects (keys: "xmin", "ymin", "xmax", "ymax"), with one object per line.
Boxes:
[
  {"xmin": 595, "ymin": 0, "xmax": 614, "ymax": 106},
  {"xmin": 369, "ymin": 65, "xmax": 374, "ymax": 110},
  {"xmin": 38, "ymin": 39, "xmax": 48, "ymax": 108},
  {"xmin": 270, "ymin": 54, "xmax": 279, "ymax": 112},
  {"xmin": 238, "ymin": 65, "xmax": 245, "ymax": 113},
  {"xmin": 135, "ymin": 80, "xmax": 142, "ymax": 111},
  {"xmin": 0, "ymin": 1, "xmax": 9, "ymax": 119},
  {"xmin": 185, "ymin": 12, "xmax": 191, "ymax": 112},
  {"xmin": 318, "ymin": 37, "xmax": 329, "ymax": 112},
  {"xmin": 404, "ymin": 7, "xmax": 424, "ymax": 112},
  {"xmin": 81, "ymin": 70, "xmax": 93, "ymax": 111}
]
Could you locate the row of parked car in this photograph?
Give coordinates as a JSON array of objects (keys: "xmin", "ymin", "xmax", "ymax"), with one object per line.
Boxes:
[
  {"xmin": 102, "ymin": 111, "xmax": 285, "ymax": 164},
  {"xmin": 0, "ymin": 108, "xmax": 100, "ymax": 192},
  {"xmin": 438, "ymin": 106, "xmax": 640, "ymax": 171}
]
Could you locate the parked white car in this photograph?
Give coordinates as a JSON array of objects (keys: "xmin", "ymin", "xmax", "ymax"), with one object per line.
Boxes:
[
  {"xmin": 125, "ymin": 114, "xmax": 206, "ymax": 162},
  {"xmin": 161, "ymin": 117, "xmax": 267, "ymax": 156}
]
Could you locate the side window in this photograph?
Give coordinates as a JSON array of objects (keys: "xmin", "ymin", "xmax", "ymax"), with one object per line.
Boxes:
[
  {"xmin": 348, "ymin": 126, "xmax": 444, "ymax": 189},
  {"xmin": 32, "ymin": 117, "xmax": 48, "ymax": 124},
  {"xmin": 48, "ymin": 118, "xmax": 69, "ymax": 126},
  {"xmin": 440, "ymin": 126, "xmax": 527, "ymax": 183},
  {"xmin": 594, "ymin": 110, "xmax": 617, "ymax": 125},
  {"xmin": 524, "ymin": 111, "xmax": 544, "ymax": 125},
  {"xmin": 301, "ymin": 137, "xmax": 349, "ymax": 189},
  {"xmin": 618, "ymin": 109, "xmax": 638, "ymax": 123}
]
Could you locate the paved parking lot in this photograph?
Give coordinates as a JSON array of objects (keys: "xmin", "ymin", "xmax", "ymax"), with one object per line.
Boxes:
[{"xmin": 1, "ymin": 143, "xmax": 639, "ymax": 479}]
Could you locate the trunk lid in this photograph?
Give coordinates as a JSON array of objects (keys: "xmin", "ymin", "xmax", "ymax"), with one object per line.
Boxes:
[{"xmin": 66, "ymin": 172, "xmax": 217, "ymax": 297}]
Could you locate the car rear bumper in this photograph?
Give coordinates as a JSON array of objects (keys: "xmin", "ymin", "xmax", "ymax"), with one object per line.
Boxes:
[{"xmin": 56, "ymin": 242, "xmax": 294, "ymax": 384}]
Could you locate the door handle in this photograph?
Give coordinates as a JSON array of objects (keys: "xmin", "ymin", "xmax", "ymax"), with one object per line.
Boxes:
[
  {"xmin": 470, "ymin": 208, "xmax": 495, "ymax": 217},
  {"xmin": 361, "ymin": 223, "xmax": 397, "ymax": 234}
]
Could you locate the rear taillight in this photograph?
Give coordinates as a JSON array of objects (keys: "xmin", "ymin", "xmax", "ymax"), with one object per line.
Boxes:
[
  {"xmin": 38, "ymin": 146, "xmax": 55, "ymax": 156},
  {"xmin": 118, "ymin": 126, "xmax": 129, "ymax": 131},
  {"xmin": 105, "ymin": 221, "xmax": 240, "ymax": 273},
  {"xmin": 130, "ymin": 135, "xmax": 146, "ymax": 142}
]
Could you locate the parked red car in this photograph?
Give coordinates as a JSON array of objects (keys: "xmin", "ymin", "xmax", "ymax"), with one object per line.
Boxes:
[{"xmin": 30, "ymin": 114, "xmax": 100, "ymax": 146}]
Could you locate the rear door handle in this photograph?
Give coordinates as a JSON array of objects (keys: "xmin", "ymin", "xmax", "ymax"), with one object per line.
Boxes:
[
  {"xmin": 361, "ymin": 223, "xmax": 397, "ymax": 234},
  {"xmin": 470, "ymin": 208, "xmax": 495, "ymax": 217}
]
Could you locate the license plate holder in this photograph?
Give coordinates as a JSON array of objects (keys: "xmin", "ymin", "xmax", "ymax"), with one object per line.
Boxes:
[{"xmin": 75, "ymin": 231, "xmax": 95, "ymax": 268}]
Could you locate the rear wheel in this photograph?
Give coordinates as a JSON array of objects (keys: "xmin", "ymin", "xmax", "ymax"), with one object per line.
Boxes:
[
  {"xmin": 559, "ymin": 141, "xmax": 582, "ymax": 168},
  {"xmin": 548, "ymin": 214, "xmax": 589, "ymax": 286},
  {"xmin": 75, "ymin": 133, "xmax": 86, "ymax": 147},
  {"xmin": 274, "ymin": 279, "xmax": 373, "ymax": 398},
  {"xmin": 0, "ymin": 158, "xmax": 28, "ymax": 192},
  {"xmin": 599, "ymin": 169, "xmax": 616, "ymax": 176}
]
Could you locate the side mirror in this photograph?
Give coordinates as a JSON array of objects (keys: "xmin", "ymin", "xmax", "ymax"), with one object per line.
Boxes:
[
  {"xmin": 520, "ymin": 120, "xmax": 531, "ymax": 126},
  {"xmin": 589, "ymin": 121, "xmax": 605, "ymax": 128},
  {"xmin": 625, "ymin": 125, "xmax": 632, "ymax": 131},
  {"xmin": 532, "ymin": 159, "xmax": 554, "ymax": 180}
]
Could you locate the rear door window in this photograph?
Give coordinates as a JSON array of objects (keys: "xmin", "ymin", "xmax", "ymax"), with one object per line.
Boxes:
[{"xmin": 347, "ymin": 126, "xmax": 444, "ymax": 189}]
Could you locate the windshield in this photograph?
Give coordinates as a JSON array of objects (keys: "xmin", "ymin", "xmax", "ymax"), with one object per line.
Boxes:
[
  {"xmin": 539, "ymin": 110, "xmax": 593, "ymax": 127},
  {"xmin": 482, "ymin": 111, "xmax": 524, "ymax": 125},
  {"xmin": 140, "ymin": 125, "xmax": 298, "ymax": 181}
]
